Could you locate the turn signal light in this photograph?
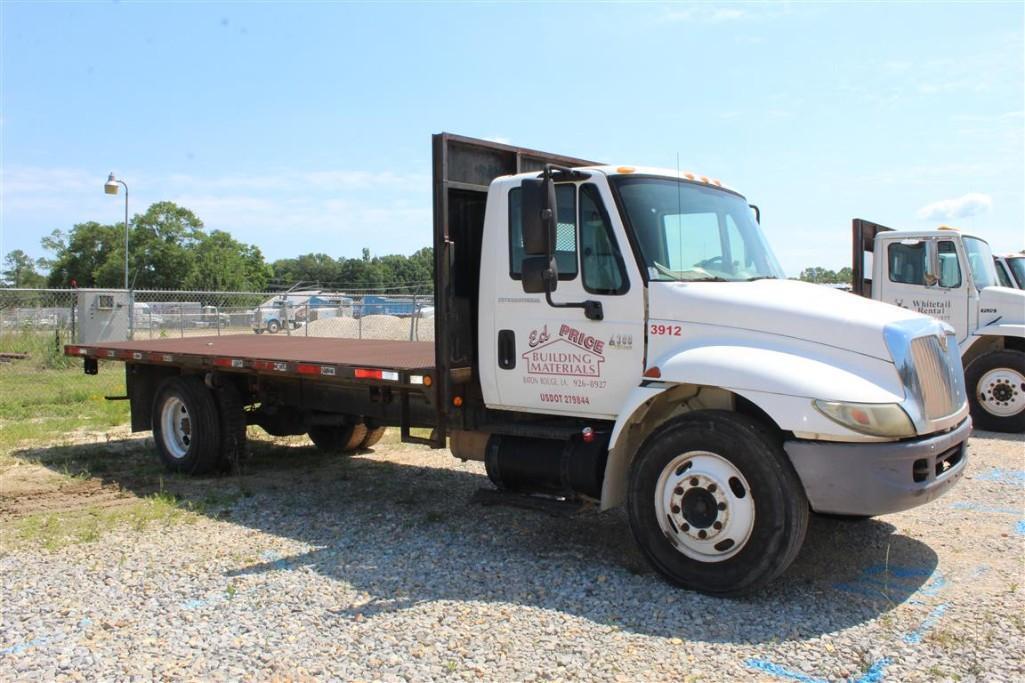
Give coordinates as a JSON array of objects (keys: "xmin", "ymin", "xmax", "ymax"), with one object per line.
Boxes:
[{"xmin": 643, "ymin": 366, "xmax": 662, "ymax": 379}]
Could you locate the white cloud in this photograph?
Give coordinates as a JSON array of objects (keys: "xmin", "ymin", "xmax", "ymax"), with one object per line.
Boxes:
[{"xmin": 916, "ymin": 193, "xmax": 994, "ymax": 221}]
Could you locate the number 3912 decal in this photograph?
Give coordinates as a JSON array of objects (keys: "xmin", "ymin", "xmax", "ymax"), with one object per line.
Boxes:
[{"xmin": 650, "ymin": 323, "xmax": 682, "ymax": 336}]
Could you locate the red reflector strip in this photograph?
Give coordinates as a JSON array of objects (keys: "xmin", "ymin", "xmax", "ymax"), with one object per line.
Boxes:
[
  {"xmin": 297, "ymin": 363, "xmax": 319, "ymax": 375},
  {"xmin": 105, "ymin": 349, "xmax": 117, "ymax": 358},
  {"xmin": 252, "ymin": 360, "xmax": 289, "ymax": 372},
  {"xmin": 149, "ymin": 353, "xmax": 174, "ymax": 363},
  {"xmin": 131, "ymin": 352, "xmax": 144, "ymax": 361},
  {"xmin": 355, "ymin": 368, "xmax": 399, "ymax": 381}
]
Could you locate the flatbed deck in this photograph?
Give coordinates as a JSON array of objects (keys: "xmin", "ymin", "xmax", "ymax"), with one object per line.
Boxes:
[{"xmin": 67, "ymin": 336, "xmax": 437, "ymax": 384}]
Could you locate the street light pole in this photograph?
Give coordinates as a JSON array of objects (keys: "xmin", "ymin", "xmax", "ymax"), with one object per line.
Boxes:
[{"xmin": 104, "ymin": 173, "xmax": 129, "ymax": 289}]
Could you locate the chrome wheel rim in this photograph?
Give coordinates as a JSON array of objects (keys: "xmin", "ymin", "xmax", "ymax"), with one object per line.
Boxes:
[
  {"xmin": 655, "ymin": 451, "xmax": 755, "ymax": 562},
  {"xmin": 976, "ymin": 367, "xmax": 1025, "ymax": 417},
  {"xmin": 160, "ymin": 396, "xmax": 192, "ymax": 459}
]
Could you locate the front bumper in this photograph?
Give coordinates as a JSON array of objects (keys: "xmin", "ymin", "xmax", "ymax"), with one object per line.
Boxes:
[{"xmin": 784, "ymin": 417, "xmax": 971, "ymax": 516}]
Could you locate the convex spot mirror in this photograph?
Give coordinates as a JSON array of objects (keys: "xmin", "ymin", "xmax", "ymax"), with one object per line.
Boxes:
[{"xmin": 521, "ymin": 256, "xmax": 558, "ymax": 294}]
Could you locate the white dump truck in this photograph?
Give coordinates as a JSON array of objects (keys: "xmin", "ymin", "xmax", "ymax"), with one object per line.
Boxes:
[
  {"xmin": 853, "ymin": 220, "xmax": 1025, "ymax": 432},
  {"xmin": 67, "ymin": 135, "xmax": 970, "ymax": 595}
]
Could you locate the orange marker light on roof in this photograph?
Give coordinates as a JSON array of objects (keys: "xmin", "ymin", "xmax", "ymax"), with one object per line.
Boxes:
[{"xmin": 617, "ymin": 166, "xmax": 635, "ymax": 174}]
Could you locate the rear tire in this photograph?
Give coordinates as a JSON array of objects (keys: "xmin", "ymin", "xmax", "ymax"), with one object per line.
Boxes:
[
  {"xmin": 965, "ymin": 349, "xmax": 1025, "ymax": 433},
  {"xmin": 267, "ymin": 319, "xmax": 281, "ymax": 334},
  {"xmin": 627, "ymin": 410, "xmax": 809, "ymax": 596},
  {"xmin": 152, "ymin": 376, "xmax": 222, "ymax": 475},
  {"xmin": 308, "ymin": 423, "xmax": 368, "ymax": 453},
  {"xmin": 360, "ymin": 426, "xmax": 387, "ymax": 449}
]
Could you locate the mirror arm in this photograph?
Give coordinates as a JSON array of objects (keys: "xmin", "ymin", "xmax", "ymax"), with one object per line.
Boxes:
[{"xmin": 544, "ymin": 291, "xmax": 604, "ymax": 321}]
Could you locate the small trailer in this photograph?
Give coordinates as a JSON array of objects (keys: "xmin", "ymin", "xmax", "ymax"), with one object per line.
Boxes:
[{"xmin": 68, "ymin": 134, "xmax": 971, "ymax": 595}]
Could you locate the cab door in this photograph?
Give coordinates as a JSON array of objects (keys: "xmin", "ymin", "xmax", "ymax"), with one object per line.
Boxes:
[
  {"xmin": 877, "ymin": 236, "xmax": 969, "ymax": 340},
  {"xmin": 491, "ymin": 178, "xmax": 645, "ymax": 419}
]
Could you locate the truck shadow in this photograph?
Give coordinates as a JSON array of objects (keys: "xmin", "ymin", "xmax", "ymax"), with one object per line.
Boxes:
[{"xmin": 11, "ymin": 436, "xmax": 941, "ymax": 645}]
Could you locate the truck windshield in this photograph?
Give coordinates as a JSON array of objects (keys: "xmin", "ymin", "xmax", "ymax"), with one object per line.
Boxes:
[
  {"xmin": 962, "ymin": 237, "xmax": 998, "ymax": 289},
  {"xmin": 1008, "ymin": 257, "xmax": 1025, "ymax": 288},
  {"xmin": 611, "ymin": 177, "xmax": 785, "ymax": 282}
]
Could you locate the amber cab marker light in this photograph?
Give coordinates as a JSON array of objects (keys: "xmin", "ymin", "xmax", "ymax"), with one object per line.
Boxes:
[
  {"xmin": 452, "ymin": 396, "xmax": 463, "ymax": 407},
  {"xmin": 643, "ymin": 366, "xmax": 662, "ymax": 379}
]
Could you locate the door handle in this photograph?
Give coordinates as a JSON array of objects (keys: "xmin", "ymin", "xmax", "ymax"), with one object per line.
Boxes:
[{"xmin": 498, "ymin": 330, "xmax": 516, "ymax": 370}]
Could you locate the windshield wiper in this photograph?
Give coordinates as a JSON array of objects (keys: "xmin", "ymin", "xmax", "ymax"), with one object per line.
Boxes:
[{"xmin": 744, "ymin": 275, "xmax": 779, "ymax": 281}]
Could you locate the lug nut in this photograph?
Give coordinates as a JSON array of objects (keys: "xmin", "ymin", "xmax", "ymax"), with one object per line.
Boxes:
[
  {"xmin": 707, "ymin": 483, "xmax": 717, "ymax": 493},
  {"xmin": 671, "ymin": 505, "xmax": 680, "ymax": 514},
  {"xmin": 717, "ymin": 502, "xmax": 727, "ymax": 511},
  {"xmin": 698, "ymin": 530, "xmax": 707, "ymax": 539},
  {"xmin": 690, "ymin": 477, "xmax": 699, "ymax": 486},
  {"xmin": 674, "ymin": 486, "xmax": 683, "ymax": 495},
  {"xmin": 713, "ymin": 521, "xmax": 723, "ymax": 530},
  {"xmin": 681, "ymin": 523, "xmax": 690, "ymax": 532}
]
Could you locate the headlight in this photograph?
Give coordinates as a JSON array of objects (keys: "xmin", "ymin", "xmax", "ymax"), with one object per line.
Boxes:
[{"xmin": 813, "ymin": 400, "xmax": 916, "ymax": 438}]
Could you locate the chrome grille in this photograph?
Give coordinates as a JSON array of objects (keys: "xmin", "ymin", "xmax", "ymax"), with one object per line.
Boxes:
[{"xmin": 909, "ymin": 333, "xmax": 965, "ymax": 420}]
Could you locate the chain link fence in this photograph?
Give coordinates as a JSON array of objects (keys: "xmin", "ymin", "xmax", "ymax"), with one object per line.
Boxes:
[{"xmin": 0, "ymin": 287, "xmax": 435, "ymax": 442}]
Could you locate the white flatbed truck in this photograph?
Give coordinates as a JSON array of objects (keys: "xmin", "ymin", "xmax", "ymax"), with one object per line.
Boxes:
[{"xmin": 67, "ymin": 134, "xmax": 971, "ymax": 595}]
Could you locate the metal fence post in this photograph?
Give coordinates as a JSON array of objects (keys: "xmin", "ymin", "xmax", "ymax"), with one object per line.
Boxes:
[{"xmin": 127, "ymin": 288, "xmax": 135, "ymax": 340}]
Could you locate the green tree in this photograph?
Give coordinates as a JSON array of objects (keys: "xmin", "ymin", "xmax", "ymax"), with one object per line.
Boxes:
[
  {"xmin": 2, "ymin": 250, "xmax": 47, "ymax": 288},
  {"xmin": 42, "ymin": 223, "xmax": 122, "ymax": 287},
  {"xmin": 799, "ymin": 266, "xmax": 839, "ymax": 284},
  {"xmin": 184, "ymin": 231, "xmax": 272, "ymax": 291}
]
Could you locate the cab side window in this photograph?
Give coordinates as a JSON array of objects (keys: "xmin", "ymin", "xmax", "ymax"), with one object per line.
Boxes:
[
  {"xmin": 937, "ymin": 240, "xmax": 962, "ymax": 288},
  {"xmin": 579, "ymin": 184, "xmax": 628, "ymax": 295},
  {"xmin": 508, "ymin": 184, "xmax": 578, "ymax": 280},
  {"xmin": 888, "ymin": 242, "xmax": 928, "ymax": 285}
]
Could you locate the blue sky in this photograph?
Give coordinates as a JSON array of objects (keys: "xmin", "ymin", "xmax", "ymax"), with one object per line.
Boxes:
[{"xmin": 2, "ymin": 1, "xmax": 1022, "ymax": 276}]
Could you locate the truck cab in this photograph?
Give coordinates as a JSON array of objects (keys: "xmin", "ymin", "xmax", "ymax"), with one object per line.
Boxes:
[{"xmin": 853, "ymin": 219, "xmax": 1025, "ymax": 431}]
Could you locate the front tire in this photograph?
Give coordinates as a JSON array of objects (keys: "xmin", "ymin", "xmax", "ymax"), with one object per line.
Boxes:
[
  {"xmin": 266, "ymin": 319, "xmax": 281, "ymax": 334},
  {"xmin": 965, "ymin": 349, "xmax": 1025, "ymax": 433},
  {"xmin": 627, "ymin": 410, "xmax": 809, "ymax": 596},
  {"xmin": 152, "ymin": 376, "xmax": 222, "ymax": 474}
]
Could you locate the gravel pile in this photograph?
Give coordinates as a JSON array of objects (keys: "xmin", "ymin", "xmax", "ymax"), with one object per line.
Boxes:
[
  {"xmin": 306, "ymin": 315, "xmax": 434, "ymax": 342},
  {"xmin": 1, "ymin": 430, "xmax": 1022, "ymax": 681}
]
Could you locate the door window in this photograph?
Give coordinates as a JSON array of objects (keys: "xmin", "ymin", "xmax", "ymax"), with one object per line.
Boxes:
[
  {"xmin": 508, "ymin": 184, "xmax": 578, "ymax": 280},
  {"xmin": 580, "ymin": 184, "xmax": 628, "ymax": 294},
  {"xmin": 937, "ymin": 241, "xmax": 962, "ymax": 288},
  {"xmin": 888, "ymin": 242, "xmax": 928, "ymax": 285}
]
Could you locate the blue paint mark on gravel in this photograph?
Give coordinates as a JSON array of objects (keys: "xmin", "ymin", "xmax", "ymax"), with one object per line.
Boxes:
[
  {"xmin": 903, "ymin": 603, "xmax": 949, "ymax": 644},
  {"xmin": 745, "ymin": 657, "xmax": 891, "ymax": 683},
  {"xmin": 950, "ymin": 501, "xmax": 1021, "ymax": 515},
  {"xmin": 974, "ymin": 468, "xmax": 1025, "ymax": 485},
  {"xmin": 0, "ymin": 635, "xmax": 56, "ymax": 656},
  {"xmin": 1016, "ymin": 520, "xmax": 1025, "ymax": 535}
]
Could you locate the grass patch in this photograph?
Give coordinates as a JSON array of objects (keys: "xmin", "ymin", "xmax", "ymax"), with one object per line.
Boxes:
[
  {"xmin": 0, "ymin": 362, "xmax": 127, "ymax": 449},
  {"xmin": 4, "ymin": 490, "xmax": 197, "ymax": 551}
]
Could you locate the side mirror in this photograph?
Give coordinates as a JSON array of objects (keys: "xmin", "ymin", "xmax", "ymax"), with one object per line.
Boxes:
[
  {"xmin": 521, "ymin": 177, "xmax": 557, "ymax": 255},
  {"xmin": 521, "ymin": 255, "xmax": 558, "ymax": 294}
]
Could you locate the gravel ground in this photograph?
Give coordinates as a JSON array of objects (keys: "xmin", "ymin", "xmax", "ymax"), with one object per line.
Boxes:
[{"xmin": 1, "ymin": 428, "xmax": 1022, "ymax": 682}]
